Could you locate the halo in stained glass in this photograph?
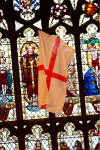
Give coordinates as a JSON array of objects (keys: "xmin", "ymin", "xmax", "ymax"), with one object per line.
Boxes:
[
  {"xmin": 86, "ymin": 24, "xmax": 98, "ymax": 35},
  {"xmin": 55, "ymin": 26, "xmax": 67, "ymax": 38}
]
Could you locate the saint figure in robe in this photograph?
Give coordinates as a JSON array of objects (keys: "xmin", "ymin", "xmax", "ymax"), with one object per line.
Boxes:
[{"xmin": 20, "ymin": 42, "xmax": 40, "ymax": 111}]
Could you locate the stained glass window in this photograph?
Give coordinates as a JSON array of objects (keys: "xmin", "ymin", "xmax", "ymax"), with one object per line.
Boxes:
[
  {"xmin": 25, "ymin": 125, "xmax": 52, "ymax": 149},
  {"xmin": 80, "ymin": 24, "xmax": 100, "ymax": 115},
  {"xmin": 17, "ymin": 28, "xmax": 49, "ymax": 119},
  {"xmin": 89, "ymin": 120, "xmax": 100, "ymax": 150},
  {"xmin": 0, "ymin": 128, "xmax": 18, "ymax": 149},
  {"xmin": 57, "ymin": 123, "xmax": 84, "ymax": 150},
  {"xmin": 0, "ymin": 33, "xmax": 16, "ymax": 122},
  {"xmin": 55, "ymin": 25, "xmax": 81, "ymax": 117},
  {"xmin": 0, "ymin": 0, "xmax": 99, "ymax": 149}
]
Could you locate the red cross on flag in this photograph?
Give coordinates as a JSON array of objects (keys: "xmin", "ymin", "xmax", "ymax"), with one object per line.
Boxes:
[{"xmin": 38, "ymin": 30, "xmax": 75, "ymax": 115}]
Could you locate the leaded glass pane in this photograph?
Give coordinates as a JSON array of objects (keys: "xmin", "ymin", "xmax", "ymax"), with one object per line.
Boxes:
[
  {"xmin": 13, "ymin": 0, "xmax": 40, "ymax": 21},
  {"xmin": 55, "ymin": 26, "xmax": 81, "ymax": 117},
  {"xmin": 57, "ymin": 122, "xmax": 84, "ymax": 150},
  {"xmin": 17, "ymin": 28, "xmax": 49, "ymax": 119},
  {"xmin": 82, "ymin": 0, "xmax": 99, "ymax": 18},
  {"xmin": 89, "ymin": 120, "xmax": 100, "ymax": 150},
  {"xmin": 0, "ymin": 10, "xmax": 8, "ymax": 31},
  {"xmin": 80, "ymin": 24, "xmax": 100, "ymax": 115},
  {"xmin": 49, "ymin": 1, "xmax": 73, "ymax": 28},
  {"xmin": 25, "ymin": 125, "xmax": 52, "ymax": 150},
  {"xmin": 70, "ymin": 0, "xmax": 78, "ymax": 10},
  {"xmin": 0, "ymin": 0, "xmax": 99, "ymax": 149},
  {"xmin": 0, "ymin": 34, "xmax": 16, "ymax": 122},
  {"xmin": 0, "ymin": 128, "xmax": 19, "ymax": 149}
]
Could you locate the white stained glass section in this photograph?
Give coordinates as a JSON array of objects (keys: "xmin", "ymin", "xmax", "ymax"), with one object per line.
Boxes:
[
  {"xmin": 33, "ymin": 20, "xmax": 42, "ymax": 30},
  {"xmin": 57, "ymin": 122, "xmax": 84, "ymax": 150},
  {"xmin": 53, "ymin": 0, "xmax": 64, "ymax": 3},
  {"xmin": 0, "ymin": 128, "xmax": 19, "ymax": 150},
  {"xmin": 49, "ymin": 17, "xmax": 59, "ymax": 28},
  {"xmin": 62, "ymin": 15, "xmax": 73, "ymax": 26},
  {"xmin": 70, "ymin": 0, "xmax": 78, "ymax": 10},
  {"xmin": 25, "ymin": 125, "xmax": 52, "ymax": 150},
  {"xmin": 85, "ymin": 95, "xmax": 100, "ymax": 115},
  {"xmin": 89, "ymin": 120, "xmax": 100, "ymax": 150},
  {"xmin": 0, "ymin": 10, "xmax": 8, "ymax": 30},
  {"xmin": 15, "ymin": 21, "xmax": 23, "ymax": 31},
  {"xmin": 79, "ymin": 14, "xmax": 90, "ymax": 26}
]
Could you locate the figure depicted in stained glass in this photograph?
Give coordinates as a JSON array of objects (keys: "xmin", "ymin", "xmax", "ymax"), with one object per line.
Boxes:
[
  {"xmin": 20, "ymin": 41, "xmax": 40, "ymax": 111},
  {"xmin": 84, "ymin": 67, "xmax": 99, "ymax": 96},
  {"xmin": 73, "ymin": 140, "xmax": 83, "ymax": 150},
  {"xmin": 60, "ymin": 142, "xmax": 70, "ymax": 150},
  {"xmin": 81, "ymin": 26, "xmax": 100, "ymax": 97},
  {"xmin": 35, "ymin": 140, "xmax": 42, "ymax": 150},
  {"xmin": 0, "ymin": 50, "xmax": 13, "ymax": 122},
  {"xmin": 83, "ymin": 37, "xmax": 99, "ymax": 73},
  {"xmin": 0, "ymin": 51, "xmax": 12, "ymax": 102},
  {"xmin": 89, "ymin": 121, "xmax": 100, "ymax": 149},
  {"xmin": 0, "ymin": 146, "xmax": 6, "ymax": 150}
]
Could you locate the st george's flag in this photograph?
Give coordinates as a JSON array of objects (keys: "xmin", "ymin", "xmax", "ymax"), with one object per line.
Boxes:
[{"xmin": 38, "ymin": 30, "xmax": 75, "ymax": 115}]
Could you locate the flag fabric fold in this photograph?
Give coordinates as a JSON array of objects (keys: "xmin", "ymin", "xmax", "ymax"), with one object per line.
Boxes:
[{"xmin": 38, "ymin": 30, "xmax": 75, "ymax": 115}]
